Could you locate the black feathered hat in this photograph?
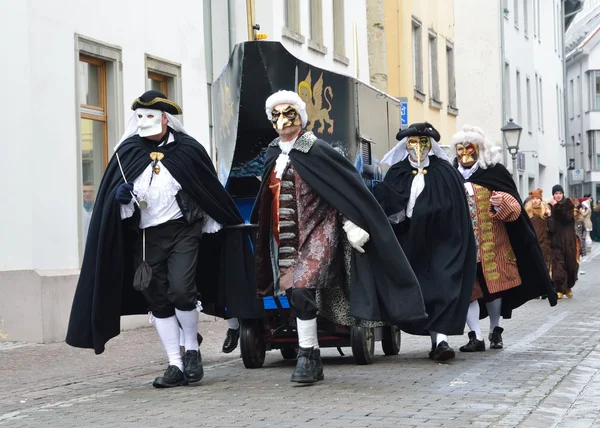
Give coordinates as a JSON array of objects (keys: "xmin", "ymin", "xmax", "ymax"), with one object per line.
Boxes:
[
  {"xmin": 130, "ymin": 90, "xmax": 182, "ymax": 115},
  {"xmin": 396, "ymin": 122, "xmax": 441, "ymax": 142}
]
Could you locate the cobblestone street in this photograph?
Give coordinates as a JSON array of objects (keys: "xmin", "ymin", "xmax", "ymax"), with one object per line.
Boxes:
[{"xmin": 1, "ymin": 246, "xmax": 600, "ymax": 427}]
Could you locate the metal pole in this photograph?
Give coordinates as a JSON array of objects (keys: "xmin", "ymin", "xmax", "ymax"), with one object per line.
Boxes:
[
  {"xmin": 512, "ymin": 153, "xmax": 519, "ymax": 189},
  {"xmin": 246, "ymin": 0, "xmax": 255, "ymax": 41}
]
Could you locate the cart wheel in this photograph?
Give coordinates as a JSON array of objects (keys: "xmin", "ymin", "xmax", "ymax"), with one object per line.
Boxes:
[
  {"xmin": 240, "ymin": 320, "xmax": 266, "ymax": 369},
  {"xmin": 351, "ymin": 326, "xmax": 375, "ymax": 365},
  {"xmin": 280, "ymin": 347, "xmax": 298, "ymax": 360},
  {"xmin": 381, "ymin": 325, "xmax": 401, "ymax": 356}
]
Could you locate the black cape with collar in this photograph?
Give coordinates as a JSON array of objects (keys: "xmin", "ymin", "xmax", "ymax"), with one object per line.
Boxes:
[
  {"xmin": 459, "ymin": 161, "xmax": 558, "ymax": 317},
  {"xmin": 250, "ymin": 133, "xmax": 427, "ymax": 324},
  {"xmin": 66, "ymin": 131, "xmax": 263, "ymax": 354},
  {"xmin": 374, "ymin": 156, "xmax": 477, "ymax": 336}
]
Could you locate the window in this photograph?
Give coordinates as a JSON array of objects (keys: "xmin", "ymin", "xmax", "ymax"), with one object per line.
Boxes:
[
  {"xmin": 309, "ymin": 0, "xmax": 324, "ymax": 45},
  {"xmin": 148, "ymin": 72, "xmax": 168, "ymax": 96},
  {"xmin": 594, "ymin": 71, "xmax": 600, "ymax": 110},
  {"xmin": 79, "ymin": 55, "xmax": 107, "ymax": 248},
  {"xmin": 533, "ymin": 0, "xmax": 540, "ymax": 38},
  {"xmin": 429, "ymin": 30, "xmax": 440, "ymax": 105},
  {"xmin": 79, "ymin": 54, "xmax": 107, "ymax": 247},
  {"xmin": 285, "ymin": 0, "xmax": 301, "ymax": 33},
  {"xmin": 516, "ymin": 70, "xmax": 522, "ymax": 123},
  {"xmin": 553, "ymin": 0, "xmax": 557, "ymax": 51},
  {"xmin": 504, "ymin": 62, "xmax": 511, "ymax": 121},
  {"xmin": 145, "ymin": 55, "xmax": 183, "ymax": 113},
  {"xmin": 523, "ymin": 0, "xmax": 529, "ymax": 36},
  {"xmin": 535, "ymin": 73, "xmax": 540, "ymax": 128},
  {"xmin": 333, "ymin": 0, "xmax": 345, "ymax": 56},
  {"xmin": 514, "ymin": 0, "xmax": 519, "ymax": 28},
  {"xmin": 576, "ymin": 75, "xmax": 581, "ymax": 116},
  {"xmin": 526, "ymin": 77, "xmax": 532, "ymax": 132},
  {"xmin": 412, "ymin": 18, "xmax": 424, "ymax": 97},
  {"xmin": 587, "ymin": 131, "xmax": 595, "ymax": 170},
  {"xmin": 569, "ymin": 79, "xmax": 574, "ymax": 118},
  {"xmin": 76, "ymin": 36, "xmax": 123, "ymax": 258},
  {"xmin": 557, "ymin": 85, "xmax": 561, "ymax": 137},
  {"xmin": 446, "ymin": 42, "xmax": 457, "ymax": 112},
  {"xmin": 537, "ymin": 0, "xmax": 541, "ymax": 41},
  {"xmin": 539, "ymin": 76, "xmax": 544, "ymax": 130}
]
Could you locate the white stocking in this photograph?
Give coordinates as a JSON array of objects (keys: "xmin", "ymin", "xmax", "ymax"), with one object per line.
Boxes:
[
  {"xmin": 296, "ymin": 318, "xmax": 319, "ymax": 349},
  {"xmin": 227, "ymin": 318, "xmax": 240, "ymax": 330},
  {"xmin": 466, "ymin": 301, "xmax": 483, "ymax": 340},
  {"xmin": 175, "ymin": 308, "xmax": 199, "ymax": 352},
  {"xmin": 155, "ymin": 316, "xmax": 183, "ymax": 370},
  {"xmin": 486, "ymin": 298, "xmax": 502, "ymax": 331}
]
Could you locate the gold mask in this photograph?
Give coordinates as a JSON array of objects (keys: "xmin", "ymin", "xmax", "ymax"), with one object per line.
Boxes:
[
  {"xmin": 455, "ymin": 142, "xmax": 480, "ymax": 167},
  {"xmin": 271, "ymin": 105, "xmax": 301, "ymax": 132},
  {"xmin": 406, "ymin": 136, "xmax": 432, "ymax": 168}
]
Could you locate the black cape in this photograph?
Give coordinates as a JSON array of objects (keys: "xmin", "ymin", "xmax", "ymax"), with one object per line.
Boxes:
[
  {"xmin": 251, "ymin": 138, "xmax": 427, "ymax": 324},
  {"xmin": 374, "ymin": 156, "xmax": 477, "ymax": 335},
  {"xmin": 66, "ymin": 131, "xmax": 263, "ymax": 354},
  {"xmin": 462, "ymin": 162, "xmax": 558, "ymax": 317}
]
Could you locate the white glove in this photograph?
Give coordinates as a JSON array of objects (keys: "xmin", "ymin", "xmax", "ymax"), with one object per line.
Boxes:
[{"xmin": 343, "ymin": 220, "xmax": 370, "ymax": 254}]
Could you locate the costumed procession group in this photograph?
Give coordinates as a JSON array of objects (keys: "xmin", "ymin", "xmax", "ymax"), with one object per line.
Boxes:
[{"xmin": 69, "ymin": 88, "xmax": 578, "ymax": 389}]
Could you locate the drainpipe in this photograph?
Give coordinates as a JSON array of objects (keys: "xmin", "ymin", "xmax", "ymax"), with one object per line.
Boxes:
[
  {"xmin": 500, "ymin": 0, "xmax": 508, "ymax": 167},
  {"xmin": 562, "ymin": 1, "xmax": 571, "ymax": 193}
]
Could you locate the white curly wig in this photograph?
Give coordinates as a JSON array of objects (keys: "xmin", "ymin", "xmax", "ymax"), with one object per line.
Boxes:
[
  {"xmin": 450, "ymin": 125, "xmax": 502, "ymax": 169},
  {"xmin": 265, "ymin": 90, "xmax": 308, "ymax": 128}
]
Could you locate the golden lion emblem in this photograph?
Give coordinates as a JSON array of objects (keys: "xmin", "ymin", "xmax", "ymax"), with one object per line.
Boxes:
[{"xmin": 297, "ymin": 70, "xmax": 334, "ymax": 134}]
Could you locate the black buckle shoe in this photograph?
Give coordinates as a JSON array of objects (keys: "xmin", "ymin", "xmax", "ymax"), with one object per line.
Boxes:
[
  {"xmin": 152, "ymin": 365, "xmax": 188, "ymax": 388},
  {"xmin": 291, "ymin": 347, "xmax": 324, "ymax": 384},
  {"xmin": 433, "ymin": 341, "xmax": 456, "ymax": 362},
  {"xmin": 222, "ymin": 328, "xmax": 240, "ymax": 354},
  {"xmin": 489, "ymin": 327, "xmax": 504, "ymax": 349},
  {"xmin": 459, "ymin": 331, "xmax": 486, "ymax": 352},
  {"xmin": 183, "ymin": 350, "xmax": 204, "ymax": 383}
]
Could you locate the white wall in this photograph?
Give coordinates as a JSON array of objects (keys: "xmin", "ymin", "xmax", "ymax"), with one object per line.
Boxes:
[
  {"xmin": 454, "ymin": 0, "xmax": 503, "ymax": 145},
  {"xmin": 0, "ymin": 0, "xmax": 209, "ymax": 272},
  {"xmin": 503, "ymin": 0, "xmax": 566, "ymax": 197}
]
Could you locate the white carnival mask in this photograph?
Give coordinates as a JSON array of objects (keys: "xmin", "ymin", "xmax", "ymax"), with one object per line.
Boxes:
[{"xmin": 136, "ymin": 108, "xmax": 163, "ymax": 137}]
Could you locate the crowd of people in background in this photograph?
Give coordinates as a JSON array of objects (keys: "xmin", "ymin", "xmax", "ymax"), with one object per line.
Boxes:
[{"xmin": 524, "ymin": 187, "xmax": 599, "ymax": 300}]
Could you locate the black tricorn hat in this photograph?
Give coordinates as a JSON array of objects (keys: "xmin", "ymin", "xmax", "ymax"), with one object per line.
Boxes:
[
  {"xmin": 131, "ymin": 90, "xmax": 182, "ymax": 115},
  {"xmin": 396, "ymin": 122, "xmax": 441, "ymax": 141}
]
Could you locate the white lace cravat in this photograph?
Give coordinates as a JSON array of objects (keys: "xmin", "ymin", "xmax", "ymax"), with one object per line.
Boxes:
[
  {"xmin": 274, "ymin": 139, "xmax": 296, "ymax": 179},
  {"xmin": 406, "ymin": 157, "xmax": 430, "ymax": 218}
]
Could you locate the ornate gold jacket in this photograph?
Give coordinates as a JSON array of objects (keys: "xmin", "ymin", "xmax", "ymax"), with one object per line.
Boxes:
[{"xmin": 468, "ymin": 184, "xmax": 522, "ymax": 293}]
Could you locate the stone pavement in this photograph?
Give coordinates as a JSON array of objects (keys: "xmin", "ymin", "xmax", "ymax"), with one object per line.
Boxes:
[{"xmin": 1, "ymin": 246, "xmax": 600, "ymax": 427}]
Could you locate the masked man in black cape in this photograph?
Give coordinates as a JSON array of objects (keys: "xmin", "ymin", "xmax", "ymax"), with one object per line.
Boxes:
[
  {"xmin": 450, "ymin": 124, "xmax": 557, "ymax": 353},
  {"xmin": 66, "ymin": 91, "xmax": 262, "ymax": 388},
  {"xmin": 252, "ymin": 90, "xmax": 426, "ymax": 383},
  {"xmin": 374, "ymin": 123, "xmax": 476, "ymax": 362}
]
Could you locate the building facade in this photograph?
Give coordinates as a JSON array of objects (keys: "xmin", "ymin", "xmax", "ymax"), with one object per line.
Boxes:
[
  {"xmin": 0, "ymin": 0, "xmax": 370, "ymax": 344},
  {"xmin": 454, "ymin": 0, "xmax": 568, "ymax": 199},
  {"xmin": 565, "ymin": 4, "xmax": 600, "ymax": 199},
  {"xmin": 366, "ymin": 0, "xmax": 458, "ymax": 142}
]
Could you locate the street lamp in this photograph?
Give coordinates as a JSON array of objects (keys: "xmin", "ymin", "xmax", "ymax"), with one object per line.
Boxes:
[{"xmin": 501, "ymin": 118, "xmax": 523, "ymax": 184}]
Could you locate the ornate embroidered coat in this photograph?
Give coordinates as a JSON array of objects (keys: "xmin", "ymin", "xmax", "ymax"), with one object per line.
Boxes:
[{"xmin": 467, "ymin": 184, "xmax": 522, "ymax": 293}]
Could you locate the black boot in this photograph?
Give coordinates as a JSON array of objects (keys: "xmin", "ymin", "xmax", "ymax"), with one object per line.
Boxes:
[
  {"xmin": 152, "ymin": 365, "xmax": 188, "ymax": 388},
  {"xmin": 222, "ymin": 328, "xmax": 240, "ymax": 354},
  {"xmin": 459, "ymin": 331, "xmax": 486, "ymax": 352},
  {"xmin": 183, "ymin": 350, "xmax": 204, "ymax": 383},
  {"xmin": 291, "ymin": 347, "xmax": 324, "ymax": 384},
  {"xmin": 489, "ymin": 327, "xmax": 504, "ymax": 349},
  {"xmin": 432, "ymin": 341, "xmax": 456, "ymax": 362}
]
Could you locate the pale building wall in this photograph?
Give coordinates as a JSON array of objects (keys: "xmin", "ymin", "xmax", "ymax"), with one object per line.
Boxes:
[
  {"xmin": 454, "ymin": 0, "xmax": 503, "ymax": 147},
  {"xmin": 0, "ymin": 0, "xmax": 210, "ymax": 343},
  {"xmin": 383, "ymin": 0, "xmax": 457, "ymax": 142}
]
